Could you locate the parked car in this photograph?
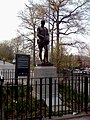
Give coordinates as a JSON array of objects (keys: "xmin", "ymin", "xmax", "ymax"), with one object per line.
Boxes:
[
  {"xmin": 81, "ymin": 68, "xmax": 90, "ymax": 74},
  {"xmin": 73, "ymin": 69, "xmax": 82, "ymax": 74}
]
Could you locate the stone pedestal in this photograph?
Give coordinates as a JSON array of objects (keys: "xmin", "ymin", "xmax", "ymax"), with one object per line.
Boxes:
[
  {"xmin": 34, "ymin": 66, "xmax": 57, "ymax": 78},
  {"xmin": 33, "ymin": 66, "xmax": 60, "ymax": 109}
]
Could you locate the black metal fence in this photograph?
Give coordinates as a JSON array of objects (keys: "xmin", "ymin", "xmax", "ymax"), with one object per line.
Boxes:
[{"xmin": 0, "ymin": 69, "xmax": 90, "ymax": 119}]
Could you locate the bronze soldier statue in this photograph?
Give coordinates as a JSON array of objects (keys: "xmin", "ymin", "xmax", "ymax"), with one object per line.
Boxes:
[{"xmin": 37, "ymin": 19, "xmax": 49, "ymax": 64}]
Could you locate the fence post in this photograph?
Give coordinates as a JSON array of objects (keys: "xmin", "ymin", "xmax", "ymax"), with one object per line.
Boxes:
[
  {"xmin": 84, "ymin": 75, "xmax": 88, "ymax": 113},
  {"xmin": 49, "ymin": 77, "xmax": 52, "ymax": 119},
  {"xmin": 0, "ymin": 76, "xmax": 4, "ymax": 120},
  {"xmin": 0, "ymin": 77, "xmax": 2, "ymax": 120},
  {"xmin": 40, "ymin": 78, "xmax": 42, "ymax": 119}
]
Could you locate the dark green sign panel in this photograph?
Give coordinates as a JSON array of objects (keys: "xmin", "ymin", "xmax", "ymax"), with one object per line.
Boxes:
[{"xmin": 15, "ymin": 54, "xmax": 30, "ymax": 76}]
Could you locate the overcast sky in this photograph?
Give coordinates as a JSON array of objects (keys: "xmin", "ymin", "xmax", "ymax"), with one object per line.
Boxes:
[
  {"xmin": 0, "ymin": 0, "xmax": 27, "ymax": 41},
  {"xmin": 0, "ymin": 0, "xmax": 90, "ymax": 46}
]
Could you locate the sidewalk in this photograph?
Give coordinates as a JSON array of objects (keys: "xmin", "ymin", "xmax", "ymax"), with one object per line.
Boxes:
[
  {"xmin": 67, "ymin": 112, "xmax": 90, "ymax": 120},
  {"xmin": 68, "ymin": 116, "xmax": 90, "ymax": 120},
  {"xmin": 42, "ymin": 112, "xmax": 90, "ymax": 120}
]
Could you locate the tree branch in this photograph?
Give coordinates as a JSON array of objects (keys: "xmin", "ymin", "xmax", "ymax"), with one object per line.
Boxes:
[
  {"xmin": 59, "ymin": 1, "xmax": 87, "ymax": 24},
  {"xmin": 17, "ymin": 31, "xmax": 33, "ymax": 43}
]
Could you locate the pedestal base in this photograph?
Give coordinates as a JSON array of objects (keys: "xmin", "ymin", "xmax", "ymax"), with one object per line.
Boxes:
[
  {"xmin": 37, "ymin": 61, "xmax": 53, "ymax": 66},
  {"xmin": 33, "ymin": 66, "xmax": 60, "ymax": 110},
  {"xmin": 34, "ymin": 66, "xmax": 57, "ymax": 78}
]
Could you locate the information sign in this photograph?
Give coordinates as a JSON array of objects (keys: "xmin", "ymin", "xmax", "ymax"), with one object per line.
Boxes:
[{"xmin": 15, "ymin": 54, "xmax": 30, "ymax": 76}]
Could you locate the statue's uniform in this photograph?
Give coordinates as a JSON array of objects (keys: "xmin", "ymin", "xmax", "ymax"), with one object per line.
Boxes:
[
  {"xmin": 37, "ymin": 20, "xmax": 49, "ymax": 63},
  {"xmin": 37, "ymin": 26, "xmax": 49, "ymax": 48}
]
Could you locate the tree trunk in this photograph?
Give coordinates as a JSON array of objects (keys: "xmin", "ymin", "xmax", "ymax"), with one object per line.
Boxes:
[
  {"xmin": 33, "ymin": 25, "xmax": 36, "ymax": 66},
  {"xmin": 56, "ymin": 9, "xmax": 60, "ymax": 72},
  {"xmin": 51, "ymin": 25, "xmax": 54, "ymax": 63}
]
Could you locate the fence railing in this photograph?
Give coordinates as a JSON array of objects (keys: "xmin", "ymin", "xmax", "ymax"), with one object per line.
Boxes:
[{"xmin": 0, "ymin": 69, "xmax": 90, "ymax": 119}]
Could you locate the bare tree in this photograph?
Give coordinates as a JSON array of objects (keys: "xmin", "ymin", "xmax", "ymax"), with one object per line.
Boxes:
[
  {"xmin": 18, "ymin": 1, "xmax": 47, "ymax": 66},
  {"xmin": 18, "ymin": 0, "xmax": 90, "ymax": 68},
  {"xmin": 10, "ymin": 36, "xmax": 24, "ymax": 54},
  {"xmin": 0, "ymin": 41, "xmax": 14, "ymax": 62}
]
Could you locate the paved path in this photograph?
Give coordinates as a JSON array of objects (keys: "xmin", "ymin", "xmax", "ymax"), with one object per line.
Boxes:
[
  {"xmin": 42, "ymin": 112, "xmax": 90, "ymax": 120},
  {"xmin": 68, "ymin": 116, "xmax": 90, "ymax": 120},
  {"xmin": 42, "ymin": 116, "xmax": 90, "ymax": 120}
]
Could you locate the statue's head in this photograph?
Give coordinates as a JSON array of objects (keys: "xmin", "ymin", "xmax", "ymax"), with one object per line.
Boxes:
[{"xmin": 41, "ymin": 19, "xmax": 45, "ymax": 25}]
